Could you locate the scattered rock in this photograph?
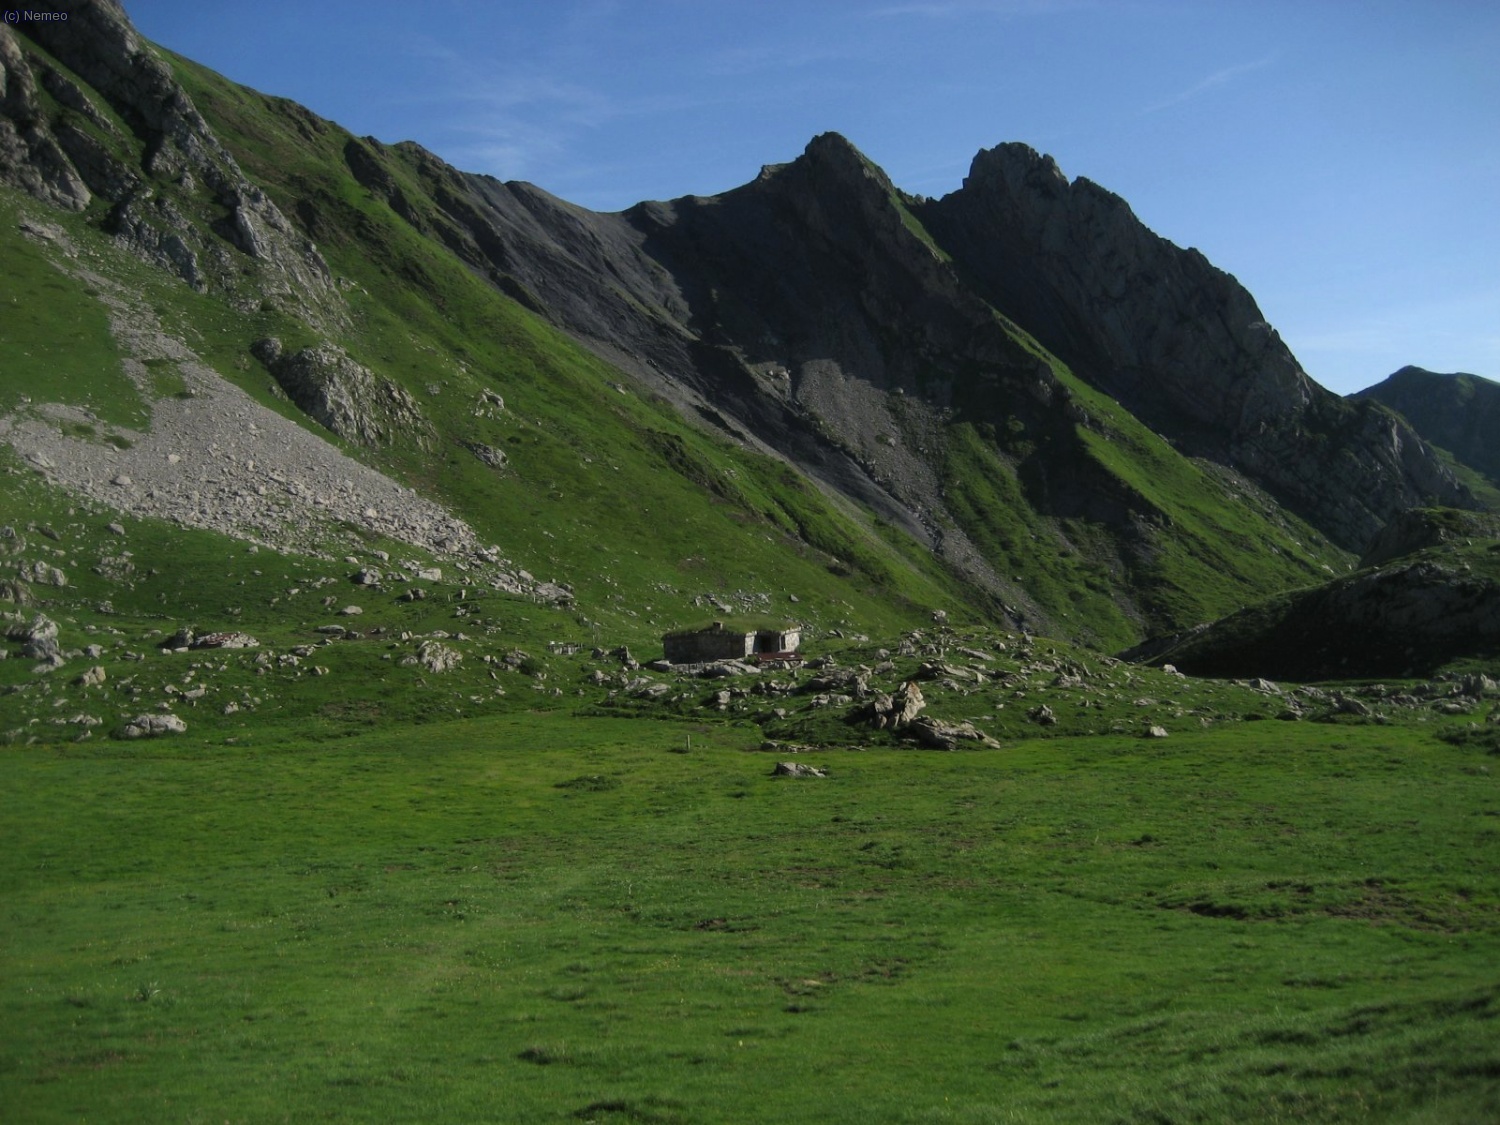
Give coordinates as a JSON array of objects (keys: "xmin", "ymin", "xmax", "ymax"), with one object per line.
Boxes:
[
  {"xmin": 191, "ymin": 631, "xmax": 259, "ymax": 649},
  {"xmin": 772, "ymin": 761, "xmax": 828, "ymax": 778},
  {"xmin": 74, "ymin": 665, "xmax": 107, "ymax": 687},
  {"xmin": 1145, "ymin": 725, "xmax": 1169, "ymax": 738}
]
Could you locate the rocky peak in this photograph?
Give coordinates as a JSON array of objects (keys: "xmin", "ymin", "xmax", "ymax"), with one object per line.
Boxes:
[
  {"xmin": 916, "ymin": 142, "xmax": 1473, "ymax": 551},
  {"xmin": 738, "ymin": 131, "xmax": 911, "ymax": 251},
  {"xmin": 965, "ymin": 141, "xmax": 1070, "ymax": 201},
  {"xmin": 800, "ymin": 131, "xmax": 892, "ymax": 184}
]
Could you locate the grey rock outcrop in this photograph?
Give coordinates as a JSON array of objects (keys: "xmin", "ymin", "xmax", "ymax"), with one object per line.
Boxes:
[
  {"xmin": 411, "ymin": 640, "xmax": 461, "ymax": 673},
  {"xmin": 191, "ymin": 631, "xmax": 259, "ymax": 650},
  {"xmin": 861, "ymin": 680, "xmax": 926, "ymax": 730},
  {"xmin": 466, "ymin": 442, "xmax": 508, "ymax": 470},
  {"xmin": 907, "ymin": 716, "xmax": 999, "ymax": 750},
  {"xmin": 0, "ymin": 27, "xmax": 93, "ymax": 210},
  {"xmin": 9, "ymin": 612, "xmax": 60, "ymax": 664},
  {"xmin": 772, "ymin": 761, "xmax": 828, "ymax": 778},
  {"xmin": 252, "ymin": 338, "xmax": 430, "ymax": 448},
  {"xmin": 17, "ymin": 560, "xmax": 66, "ymax": 586}
]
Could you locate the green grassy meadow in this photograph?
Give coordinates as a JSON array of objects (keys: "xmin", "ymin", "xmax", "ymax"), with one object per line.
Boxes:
[{"xmin": 4, "ymin": 710, "xmax": 1498, "ymax": 1123}]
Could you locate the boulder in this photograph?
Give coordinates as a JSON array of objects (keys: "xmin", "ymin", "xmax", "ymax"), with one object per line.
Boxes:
[
  {"xmin": 772, "ymin": 761, "xmax": 828, "ymax": 778},
  {"xmin": 862, "ymin": 680, "xmax": 926, "ymax": 730},
  {"xmin": 908, "ymin": 717, "xmax": 999, "ymax": 750},
  {"xmin": 416, "ymin": 640, "xmax": 461, "ymax": 673},
  {"xmin": 121, "ymin": 713, "xmax": 187, "ymax": 738}
]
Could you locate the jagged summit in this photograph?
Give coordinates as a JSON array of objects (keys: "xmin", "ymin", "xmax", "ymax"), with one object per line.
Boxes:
[{"xmin": 961, "ymin": 141, "xmax": 1071, "ymax": 198}]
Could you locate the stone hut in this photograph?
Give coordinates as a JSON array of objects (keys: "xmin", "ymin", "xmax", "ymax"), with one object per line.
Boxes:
[{"xmin": 662, "ymin": 621, "xmax": 801, "ymax": 663}]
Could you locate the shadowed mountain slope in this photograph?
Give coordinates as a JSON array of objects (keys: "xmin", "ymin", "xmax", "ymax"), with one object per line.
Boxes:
[
  {"xmin": 1354, "ymin": 366, "xmax": 1500, "ymax": 488},
  {"xmin": 1123, "ymin": 535, "xmax": 1500, "ymax": 681}
]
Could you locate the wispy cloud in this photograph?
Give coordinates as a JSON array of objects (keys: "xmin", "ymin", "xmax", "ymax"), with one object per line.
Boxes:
[
  {"xmin": 701, "ymin": 39, "xmax": 874, "ymax": 78},
  {"xmin": 1141, "ymin": 54, "xmax": 1277, "ymax": 114},
  {"xmin": 375, "ymin": 32, "xmax": 699, "ymax": 184}
]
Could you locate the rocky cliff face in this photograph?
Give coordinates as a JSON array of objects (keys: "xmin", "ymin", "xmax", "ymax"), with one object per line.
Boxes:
[
  {"xmin": 914, "ymin": 143, "xmax": 1471, "ymax": 550},
  {"xmin": 1354, "ymin": 366, "xmax": 1500, "ymax": 486},
  {"xmin": 0, "ymin": 1, "xmax": 340, "ymax": 325}
]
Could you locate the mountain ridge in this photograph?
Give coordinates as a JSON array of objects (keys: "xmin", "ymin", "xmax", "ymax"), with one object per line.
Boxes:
[{"xmin": 0, "ymin": 0, "xmax": 1486, "ymax": 655}]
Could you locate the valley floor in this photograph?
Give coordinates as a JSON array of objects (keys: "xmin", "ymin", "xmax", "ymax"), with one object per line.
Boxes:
[{"xmin": 3, "ymin": 712, "xmax": 1498, "ymax": 1123}]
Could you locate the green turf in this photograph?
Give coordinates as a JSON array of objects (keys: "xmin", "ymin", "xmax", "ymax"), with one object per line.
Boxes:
[{"xmin": 3, "ymin": 713, "xmax": 1497, "ymax": 1123}]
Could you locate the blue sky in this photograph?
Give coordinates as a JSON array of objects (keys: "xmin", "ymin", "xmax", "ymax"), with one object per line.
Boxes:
[{"xmin": 126, "ymin": 0, "xmax": 1499, "ymax": 394}]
